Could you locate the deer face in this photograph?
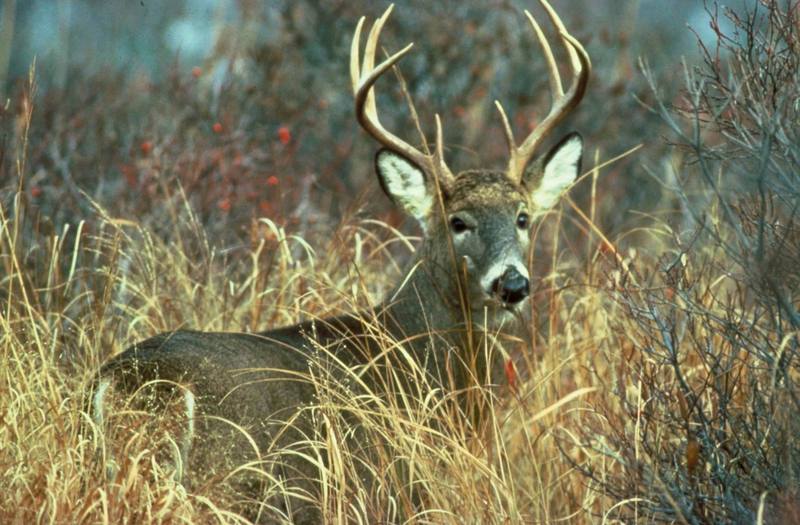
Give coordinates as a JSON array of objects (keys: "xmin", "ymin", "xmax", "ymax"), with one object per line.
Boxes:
[
  {"xmin": 376, "ymin": 133, "xmax": 582, "ymax": 320},
  {"xmin": 444, "ymin": 171, "xmax": 533, "ymax": 312}
]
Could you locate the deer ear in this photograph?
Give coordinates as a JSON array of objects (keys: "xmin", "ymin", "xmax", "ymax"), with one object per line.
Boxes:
[
  {"xmin": 375, "ymin": 149, "xmax": 434, "ymax": 223},
  {"xmin": 524, "ymin": 133, "xmax": 582, "ymax": 212}
]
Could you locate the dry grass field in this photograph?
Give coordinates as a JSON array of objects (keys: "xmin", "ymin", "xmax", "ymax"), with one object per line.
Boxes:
[{"xmin": 1, "ymin": 1, "xmax": 798, "ymax": 523}]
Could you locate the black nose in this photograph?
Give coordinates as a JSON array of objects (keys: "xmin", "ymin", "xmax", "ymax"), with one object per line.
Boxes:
[{"xmin": 491, "ymin": 268, "xmax": 530, "ymax": 305}]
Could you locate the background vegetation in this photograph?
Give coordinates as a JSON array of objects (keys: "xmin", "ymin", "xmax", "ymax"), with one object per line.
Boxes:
[{"xmin": 1, "ymin": 0, "xmax": 798, "ymax": 522}]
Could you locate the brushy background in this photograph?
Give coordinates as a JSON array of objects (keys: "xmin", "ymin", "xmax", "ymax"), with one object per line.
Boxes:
[{"xmin": 1, "ymin": 0, "xmax": 799, "ymax": 523}]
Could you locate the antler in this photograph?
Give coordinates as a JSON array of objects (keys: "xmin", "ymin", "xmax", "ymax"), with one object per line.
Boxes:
[
  {"xmin": 351, "ymin": 5, "xmax": 456, "ymax": 190},
  {"xmin": 495, "ymin": 0, "xmax": 591, "ymax": 184}
]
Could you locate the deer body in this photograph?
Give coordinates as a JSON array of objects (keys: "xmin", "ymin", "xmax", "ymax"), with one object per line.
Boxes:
[{"xmin": 94, "ymin": 2, "xmax": 590, "ymax": 523}]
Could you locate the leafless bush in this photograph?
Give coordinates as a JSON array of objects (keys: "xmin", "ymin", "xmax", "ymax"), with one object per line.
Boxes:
[{"xmin": 576, "ymin": 2, "xmax": 800, "ymax": 522}]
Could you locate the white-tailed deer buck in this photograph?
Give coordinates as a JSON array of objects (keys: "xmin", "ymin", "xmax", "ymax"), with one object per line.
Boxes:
[{"xmin": 93, "ymin": 2, "xmax": 589, "ymax": 523}]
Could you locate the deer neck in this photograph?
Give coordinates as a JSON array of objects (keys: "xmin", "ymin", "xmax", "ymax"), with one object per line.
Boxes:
[
  {"xmin": 372, "ymin": 242, "xmax": 508, "ymax": 393},
  {"xmin": 379, "ymin": 240, "xmax": 474, "ymax": 350}
]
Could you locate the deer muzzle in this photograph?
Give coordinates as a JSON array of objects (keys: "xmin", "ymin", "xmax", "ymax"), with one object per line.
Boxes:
[{"xmin": 491, "ymin": 267, "xmax": 530, "ymax": 305}]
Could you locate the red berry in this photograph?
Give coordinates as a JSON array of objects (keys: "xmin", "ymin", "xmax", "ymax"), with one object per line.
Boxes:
[{"xmin": 277, "ymin": 126, "xmax": 291, "ymax": 145}]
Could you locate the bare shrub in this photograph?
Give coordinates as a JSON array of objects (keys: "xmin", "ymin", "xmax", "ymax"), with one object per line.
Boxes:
[{"xmin": 575, "ymin": 2, "xmax": 800, "ymax": 522}]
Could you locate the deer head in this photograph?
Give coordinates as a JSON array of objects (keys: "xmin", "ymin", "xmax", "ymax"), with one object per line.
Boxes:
[{"xmin": 351, "ymin": 1, "xmax": 590, "ymax": 325}]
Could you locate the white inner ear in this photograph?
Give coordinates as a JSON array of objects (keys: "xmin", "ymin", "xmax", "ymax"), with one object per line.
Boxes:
[
  {"xmin": 377, "ymin": 152, "xmax": 434, "ymax": 224},
  {"xmin": 531, "ymin": 135, "xmax": 582, "ymax": 212}
]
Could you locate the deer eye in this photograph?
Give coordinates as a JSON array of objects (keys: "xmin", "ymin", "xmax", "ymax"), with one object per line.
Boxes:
[
  {"xmin": 516, "ymin": 213, "xmax": 529, "ymax": 229},
  {"xmin": 450, "ymin": 216, "xmax": 469, "ymax": 234}
]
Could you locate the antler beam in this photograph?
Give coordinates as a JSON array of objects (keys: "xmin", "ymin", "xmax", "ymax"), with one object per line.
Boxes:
[
  {"xmin": 495, "ymin": 0, "xmax": 591, "ymax": 184},
  {"xmin": 350, "ymin": 4, "xmax": 456, "ymax": 190}
]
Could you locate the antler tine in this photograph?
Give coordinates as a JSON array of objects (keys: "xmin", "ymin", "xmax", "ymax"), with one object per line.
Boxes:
[
  {"xmin": 524, "ymin": 9, "xmax": 562, "ymax": 97},
  {"xmin": 494, "ymin": 100, "xmax": 515, "ymax": 156},
  {"xmin": 361, "ymin": 5, "xmax": 393, "ymax": 122},
  {"xmin": 349, "ymin": 16, "xmax": 366, "ymax": 94},
  {"xmin": 351, "ymin": 5, "xmax": 455, "ymax": 188},
  {"xmin": 538, "ymin": 0, "xmax": 584, "ymax": 75},
  {"xmin": 434, "ymin": 114, "xmax": 454, "ymax": 185},
  {"xmin": 499, "ymin": 0, "xmax": 591, "ymax": 184}
]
